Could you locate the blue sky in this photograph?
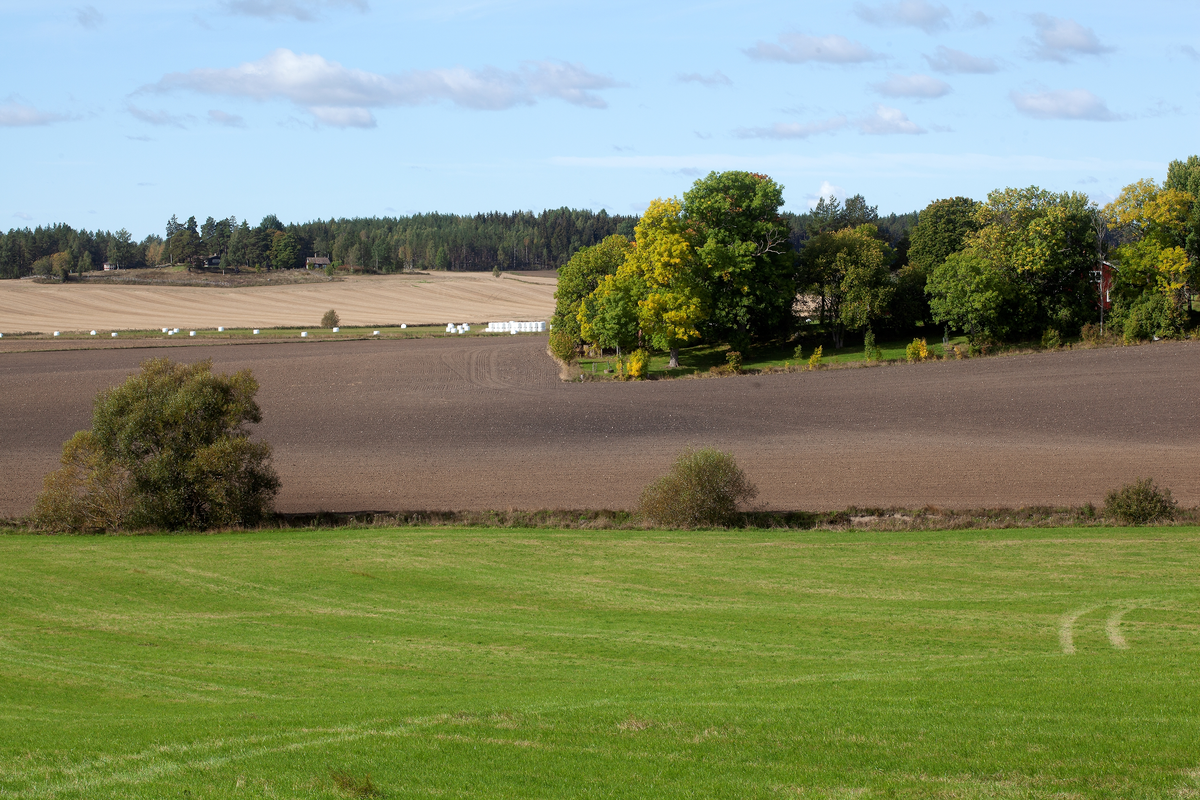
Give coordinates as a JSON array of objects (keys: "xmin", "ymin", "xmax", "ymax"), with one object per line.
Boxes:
[{"xmin": 2, "ymin": 0, "xmax": 1196, "ymax": 239}]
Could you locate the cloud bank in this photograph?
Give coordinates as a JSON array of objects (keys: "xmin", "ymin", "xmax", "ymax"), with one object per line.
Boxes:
[
  {"xmin": 871, "ymin": 73, "xmax": 951, "ymax": 98},
  {"xmin": 745, "ymin": 33, "xmax": 883, "ymax": 64},
  {"xmin": 923, "ymin": 45, "xmax": 998, "ymax": 74},
  {"xmin": 0, "ymin": 100, "xmax": 71, "ymax": 127},
  {"xmin": 145, "ymin": 49, "xmax": 622, "ymax": 127},
  {"xmin": 853, "ymin": 0, "xmax": 951, "ymax": 34},
  {"xmin": 736, "ymin": 105, "xmax": 924, "ymax": 138},
  {"xmin": 1010, "ymin": 89, "xmax": 1120, "ymax": 121},
  {"xmin": 677, "ymin": 71, "xmax": 732, "ymax": 88},
  {"xmin": 1029, "ymin": 14, "xmax": 1115, "ymax": 62},
  {"xmin": 222, "ymin": 0, "xmax": 368, "ymax": 22}
]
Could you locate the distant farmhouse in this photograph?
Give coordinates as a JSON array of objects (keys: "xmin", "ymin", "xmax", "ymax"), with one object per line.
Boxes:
[{"xmin": 306, "ymin": 257, "xmax": 331, "ymax": 269}]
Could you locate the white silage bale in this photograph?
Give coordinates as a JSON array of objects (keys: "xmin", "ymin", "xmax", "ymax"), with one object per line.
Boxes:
[
  {"xmin": 111, "ymin": 332, "xmax": 117, "ymax": 337},
  {"xmin": 253, "ymin": 329, "xmax": 259, "ymax": 335},
  {"xmin": 301, "ymin": 331, "xmax": 307, "ymax": 337},
  {"xmin": 218, "ymin": 326, "xmax": 224, "ymax": 332},
  {"xmin": 332, "ymin": 327, "xmax": 339, "ymax": 332}
]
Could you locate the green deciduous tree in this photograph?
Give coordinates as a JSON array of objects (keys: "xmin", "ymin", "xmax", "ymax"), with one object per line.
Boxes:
[
  {"xmin": 926, "ymin": 250, "xmax": 1015, "ymax": 342},
  {"xmin": 799, "ymin": 224, "xmax": 894, "ymax": 348},
  {"xmin": 33, "ymin": 358, "xmax": 280, "ymax": 532},
  {"xmin": 965, "ymin": 187, "xmax": 1098, "ymax": 336},
  {"xmin": 683, "ymin": 171, "xmax": 795, "ymax": 350},
  {"xmin": 551, "ymin": 234, "xmax": 633, "ymax": 346}
]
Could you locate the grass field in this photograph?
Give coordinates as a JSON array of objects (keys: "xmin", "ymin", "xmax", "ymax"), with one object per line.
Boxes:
[
  {"xmin": 575, "ymin": 333, "xmax": 972, "ymax": 378},
  {"xmin": 2, "ymin": 527, "xmax": 1199, "ymax": 798}
]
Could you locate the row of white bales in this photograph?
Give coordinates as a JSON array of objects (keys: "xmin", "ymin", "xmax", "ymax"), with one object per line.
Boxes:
[{"xmin": 0, "ymin": 321, "xmax": 548, "ymax": 338}]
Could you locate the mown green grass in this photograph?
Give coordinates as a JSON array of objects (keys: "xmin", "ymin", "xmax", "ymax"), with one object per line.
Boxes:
[
  {"xmin": 576, "ymin": 333, "xmax": 972, "ymax": 378},
  {"xmin": 2, "ymin": 527, "xmax": 1198, "ymax": 798}
]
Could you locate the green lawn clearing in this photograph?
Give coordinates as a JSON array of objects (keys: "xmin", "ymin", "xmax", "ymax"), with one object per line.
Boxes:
[
  {"xmin": 576, "ymin": 333, "xmax": 972, "ymax": 378},
  {"xmin": 1, "ymin": 526, "xmax": 1198, "ymax": 798}
]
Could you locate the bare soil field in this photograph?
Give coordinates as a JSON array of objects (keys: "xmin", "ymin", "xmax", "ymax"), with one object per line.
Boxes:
[
  {"xmin": 1, "ymin": 336, "xmax": 1196, "ymax": 518},
  {"xmin": 0, "ymin": 271, "xmax": 556, "ymax": 333}
]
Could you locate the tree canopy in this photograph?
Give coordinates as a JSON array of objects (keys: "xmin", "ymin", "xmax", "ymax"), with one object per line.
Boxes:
[{"xmin": 34, "ymin": 358, "xmax": 280, "ymax": 532}]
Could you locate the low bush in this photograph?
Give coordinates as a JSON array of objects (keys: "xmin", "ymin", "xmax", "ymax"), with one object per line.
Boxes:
[
  {"xmin": 321, "ymin": 309, "xmax": 340, "ymax": 329},
  {"xmin": 638, "ymin": 448, "xmax": 758, "ymax": 528},
  {"xmin": 628, "ymin": 348, "xmax": 649, "ymax": 379},
  {"xmin": 1041, "ymin": 328, "xmax": 1062, "ymax": 349},
  {"xmin": 548, "ymin": 328, "xmax": 577, "ymax": 364},
  {"xmin": 806, "ymin": 345, "xmax": 823, "ymax": 371},
  {"xmin": 1104, "ymin": 478, "xmax": 1177, "ymax": 525},
  {"xmin": 905, "ymin": 338, "xmax": 930, "ymax": 363},
  {"xmin": 725, "ymin": 350, "xmax": 742, "ymax": 373}
]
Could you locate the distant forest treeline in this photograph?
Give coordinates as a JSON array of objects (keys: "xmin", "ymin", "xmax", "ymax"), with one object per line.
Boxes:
[{"xmin": 0, "ymin": 201, "xmax": 919, "ymax": 280}]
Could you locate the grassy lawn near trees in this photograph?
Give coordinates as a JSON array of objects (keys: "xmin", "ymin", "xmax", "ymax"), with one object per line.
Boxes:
[
  {"xmin": 576, "ymin": 332, "xmax": 972, "ymax": 378},
  {"xmin": 2, "ymin": 526, "xmax": 1198, "ymax": 799}
]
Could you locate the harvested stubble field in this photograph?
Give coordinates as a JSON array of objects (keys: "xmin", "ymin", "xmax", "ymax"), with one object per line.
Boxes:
[
  {"xmin": 0, "ymin": 335, "xmax": 1197, "ymax": 518},
  {"xmin": 0, "ymin": 270, "xmax": 557, "ymax": 333},
  {"xmin": 1, "ymin": 526, "xmax": 1198, "ymax": 798}
]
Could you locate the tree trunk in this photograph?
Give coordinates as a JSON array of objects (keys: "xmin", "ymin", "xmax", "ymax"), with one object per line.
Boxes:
[{"xmin": 669, "ymin": 348, "xmax": 679, "ymax": 369}]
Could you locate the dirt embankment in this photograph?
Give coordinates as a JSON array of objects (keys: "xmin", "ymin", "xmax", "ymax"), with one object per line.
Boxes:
[{"xmin": 1, "ymin": 337, "xmax": 1196, "ymax": 517}]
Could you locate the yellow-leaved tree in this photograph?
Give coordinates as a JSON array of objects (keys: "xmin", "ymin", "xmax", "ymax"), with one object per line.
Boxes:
[
  {"xmin": 577, "ymin": 198, "xmax": 708, "ymax": 368},
  {"xmin": 1104, "ymin": 179, "xmax": 1197, "ymax": 315}
]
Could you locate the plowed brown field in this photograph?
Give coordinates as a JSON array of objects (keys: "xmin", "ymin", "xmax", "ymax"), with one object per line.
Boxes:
[
  {"xmin": 0, "ymin": 271, "xmax": 556, "ymax": 332},
  {"xmin": 2, "ymin": 336, "xmax": 1197, "ymax": 517}
]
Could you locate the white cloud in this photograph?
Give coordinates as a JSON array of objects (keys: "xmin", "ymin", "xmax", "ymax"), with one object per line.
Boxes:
[
  {"xmin": 923, "ymin": 45, "xmax": 998, "ymax": 74},
  {"xmin": 736, "ymin": 106, "xmax": 925, "ymax": 139},
  {"xmin": 858, "ymin": 104, "xmax": 925, "ymax": 134},
  {"xmin": 310, "ymin": 106, "xmax": 376, "ymax": 127},
  {"xmin": 870, "ymin": 73, "xmax": 951, "ymax": 98},
  {"xmin": 13, "ymin": 212, "xmax": 33, "ymax": 221},
  {"xmin": 222, "ymin": 0, "xmax": 368, "ymax": 22},
  {"xmin": 207, "ymin": 109, "xmax": 246, "ymax": 127},
  {"xmin": 853, "ymin": 1, "xmax": 951, "ymax": 34},
  {"xmin": 146, "ymin": 49, "xmax": 622, "ymax": 127},
  {"xmin": 1029, "ymin": 14, "xmax": 1115, "ymax": 62},
  {"xmin": 735, "ymin": 116, "xmax": 849, "ymax": 139},
  {"xmin": 1010, "ymin": 89, "xmax": 1120, "ymax": 121},
  {"xmin": 677, "ymin": 71, "xmax": 732, "ymax": 88},
  {"xmin": 0, "ymin": 100, "xmax": 70, "ymax": 127},
  {"xmin": 75, "ymin": 5, "xmax": 104, "ymax": 29},
  {"xmin": 1180, "ymin": 45, "xmax": 1200, "ymax": 62},
  {"xmin": 808, "ymin": 181, "xmax": 847, "ymax": 208},
  {"xmin": 745, "ymin": 33, "xmax": 883, "ymax": 65},
  {"xmin": 126, "ymin": 103, "xmax": 194, "ymax": 128}
]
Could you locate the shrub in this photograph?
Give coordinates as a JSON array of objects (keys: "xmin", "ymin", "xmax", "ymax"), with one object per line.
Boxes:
[
  {"xmin": 638, "ymin": 448, "xmax": 758, "ymax": 528},
  {"xmin": 792, "ymin": 343, "xmax": 805, "ymax": 361},
  {"xmin": 863, "ymin": 329, "xmax": 881, "ymax": 362},
  {"xmin": 32, "ymin": 358, "xmax": 280, "ymax": 532},
  {"xmin": 324, "ymin": 264, "xmax": 335, "ymax": 277},
  {"xmin": 905, "ymin": 338, "xmax": 929, "ymax": 363},
  {"xmin": 1103, "ymin": 478, "xmax": 1177, "ymax": 525},
  {"xmin": 548, "ymin": 328, "xmax": 577, "ymax": 364},
  {"xmin": 492, "ymin": 265, "xmax": 501, "ymax": 278},
  {"xmin": 628, "ymin": 348, "xmax": 649, "ymax": 379},
  {"xmin": 806, "ymin": 345, "xmax": 823, "ymax": 371},
  {"xmin": 725, "ymin": 350, "xmax": 742, "ymax": 373},
  {"xmin": 1041, "ymin": 328, "xmax": 1062, "ymax": 349},
  {"xmin": 321, "ymin": 309, "xmax": 340, "ymax": 329}
]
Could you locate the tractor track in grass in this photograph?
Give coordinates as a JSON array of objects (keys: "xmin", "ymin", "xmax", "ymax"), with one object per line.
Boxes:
[{"xmin": 1, "ymin": 337, "xmax": 1198, "ymax": 516}]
